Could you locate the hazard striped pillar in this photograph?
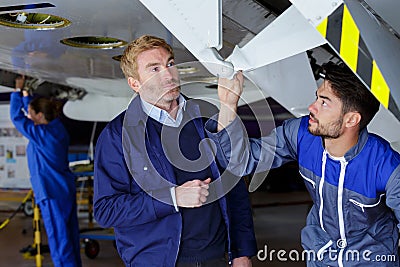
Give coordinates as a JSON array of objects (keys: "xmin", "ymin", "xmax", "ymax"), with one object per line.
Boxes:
[
  {"xmin": 316, "ymin": 3, "xmax": 400, "ymax": 121},
  {"xmin": 33, "ymin": 198, "xmax": 42, "ymax": 267}
]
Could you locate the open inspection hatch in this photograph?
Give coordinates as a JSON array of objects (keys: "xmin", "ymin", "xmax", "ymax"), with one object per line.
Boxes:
[
  {"xmin": 0, "ymin": 12, "xmax": 70, "ymax": 29},
  {"xmin": 61, "ymin": 36, "xmax": 128, "ymax": 49}
]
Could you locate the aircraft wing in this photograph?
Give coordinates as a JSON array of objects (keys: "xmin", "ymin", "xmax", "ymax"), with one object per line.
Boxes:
[{"xmin": 0, "ymin": 0, "xmax": 398, "ymax": 145}]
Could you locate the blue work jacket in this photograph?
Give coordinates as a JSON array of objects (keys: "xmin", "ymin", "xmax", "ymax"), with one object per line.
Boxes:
[
  {"xmin": 9, "ymin": 92, "xmax": 76, "ymax": 204},
  {"xmin": 206, "ymin": 115, "xmax": 400, "ymax": 266},
  {"xmin": 94, "ymin": 95, "xmax": 257, "ymax": 266}
]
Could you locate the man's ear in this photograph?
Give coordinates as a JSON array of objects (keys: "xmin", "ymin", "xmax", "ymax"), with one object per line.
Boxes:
[
  {"xmin": 345, "ymin": 112, "xmax": 361, "ymax": 128},
  {"xmin": 127, "ymin": 77, "xmax": 140, "ymax": 94}
]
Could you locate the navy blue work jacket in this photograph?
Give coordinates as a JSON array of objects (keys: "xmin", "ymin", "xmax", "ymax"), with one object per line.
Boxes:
[{"xmin": 94, "ymin": 95, "xmax": 257, "ymax": 266}]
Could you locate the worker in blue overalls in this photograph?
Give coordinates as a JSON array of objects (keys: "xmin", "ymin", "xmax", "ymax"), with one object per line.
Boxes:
[{"xmin": 9, "ymin": 76, "xmax": 82, "ymax": 267}]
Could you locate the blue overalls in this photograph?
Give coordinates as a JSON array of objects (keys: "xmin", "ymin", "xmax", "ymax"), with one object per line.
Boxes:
[{"xmin": 10, "ymin": 92, "xmax": 82, "ymax": 267}]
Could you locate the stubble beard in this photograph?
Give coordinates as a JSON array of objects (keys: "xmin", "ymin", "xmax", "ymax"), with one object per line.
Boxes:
[
  {"xmin": 151, "ymin": 85, "xmax": 181, "ymax": 110},
  {"xmin": 308, "ymin": 116, "xmax": 344, "ymax": 139}
]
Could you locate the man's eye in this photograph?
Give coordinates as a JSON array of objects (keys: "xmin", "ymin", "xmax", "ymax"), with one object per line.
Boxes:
[
  {"xmin": 151, "ymin": 67, "xmax": 159, "ymax": 72},
  {"xmin": 167, "ymin": 62, "xmax": 175, "ymax": 67}
]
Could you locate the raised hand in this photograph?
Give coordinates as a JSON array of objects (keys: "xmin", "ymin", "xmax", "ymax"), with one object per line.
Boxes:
[
  {"xmin": 217, "ymin": 71, "xmax": 244, "ymax": 131},
  {"xmin": 217, "ymin": 71, "xmax": 244, "ymax": 107},
  {"xmin": 15, "ymin": 75, "xmax": 25, "ymax": 91}
]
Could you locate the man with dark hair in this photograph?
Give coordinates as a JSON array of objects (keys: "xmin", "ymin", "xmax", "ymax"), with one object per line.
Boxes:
[
  {"xmin": 316, "ymin": 62, "xmax": 380, "ymax": 131},
  {"xmin": 207, "ymin": 62, "xmax": 400, "ymax": 266},
  {"xmin": 94, "ymin": 35, "xmax": 257, "ymax": 266}
]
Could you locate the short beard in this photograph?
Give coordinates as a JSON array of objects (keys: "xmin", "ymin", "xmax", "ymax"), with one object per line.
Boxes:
[{"xmin": 308, "ymin": 116, "xmax": 343, "ymax": 139}]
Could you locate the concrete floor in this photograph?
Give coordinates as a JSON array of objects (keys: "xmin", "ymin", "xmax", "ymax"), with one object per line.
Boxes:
[{"xmin": 0, "ymin": 190, "xmax": 311, "ymax": 267}]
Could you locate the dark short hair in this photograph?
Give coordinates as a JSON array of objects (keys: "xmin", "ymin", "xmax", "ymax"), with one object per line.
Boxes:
[
  {"xmin": 29, "ymin": 97, "xmax": 63, "ymax": 122},
  {"xmin": 320, "ymin": 62, "xmax": 380, "ymax": 130}
]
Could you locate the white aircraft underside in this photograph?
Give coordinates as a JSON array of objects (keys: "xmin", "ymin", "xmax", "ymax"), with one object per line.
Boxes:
[{"xmin": 0, "ymin": 0, "xmax": 399, "ymax": 151}]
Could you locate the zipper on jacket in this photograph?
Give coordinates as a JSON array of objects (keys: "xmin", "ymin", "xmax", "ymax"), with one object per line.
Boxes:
[
  {"xmin": 349, "ymin": 194, "xmax": 385, "ymax": 212},
  {"xmin": 299, "ymin": 171, "xmax": 316, "ymax": 188},
  {"xmin": 318, "ymin": 151, "xmax": 328, "ymax": 231},
  {"xmin": 319, "ymin": 152, "xmax": 348, "ymax": 267},
  {"xmin": 337, "ymin": 159, "xmax": 348, "ymax": 267},
  {"xmin": 317, "ymin": 240, "xmax": 333, "ymax": 261}
]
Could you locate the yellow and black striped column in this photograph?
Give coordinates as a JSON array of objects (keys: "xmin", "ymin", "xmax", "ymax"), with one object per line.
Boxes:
[
  {"xmin": 316, "ymin": 4, "xmax": 400, "ymax": 121},
  {"xmin": 33, "ymin": 198, "xmax": 42, "ymax": 267}
]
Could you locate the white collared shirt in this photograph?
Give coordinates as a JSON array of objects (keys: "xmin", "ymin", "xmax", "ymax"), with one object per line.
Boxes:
[{"xmin": 140, "ymin": 94, "xmax": 186, "ymax": 127}]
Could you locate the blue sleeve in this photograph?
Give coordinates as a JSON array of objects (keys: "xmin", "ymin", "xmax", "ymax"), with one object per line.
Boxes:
[
  {"xmin": 9, "ymin": 92, "xmax": 46, "ymax": 145},
  {"xmin": 93, "ymin": 122, "xmax": 177, "ymax": 228},
  {"xmin": 22, "ymin": 95, "xmax": 33, "ymax": 112},
  {"xmin": 226, "ymin": 176, "xmax": 257, "ymax": 258},
  {"xmin": 385, "ymin": 161, "xmax": 400, "ymax": 229},
  {"xmin": 205, "ymin": 115, "xmax": 301, "ymax": 176}
]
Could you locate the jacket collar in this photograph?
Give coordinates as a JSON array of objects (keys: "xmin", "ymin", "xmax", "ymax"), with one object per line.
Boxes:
[
  {"xmin": 343, "ymin": 127, "xmax": 369, "ymax": 161},
  {"xmin": 124, "ymin": 94, "xmax": 196, "ymax": 127},
  {"xmin": 124, "ymin": 94, "xmax": 143, "ymax": 127}
]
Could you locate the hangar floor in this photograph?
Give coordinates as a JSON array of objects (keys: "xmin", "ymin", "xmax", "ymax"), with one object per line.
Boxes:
[{"xmin": 0, "ymin": 189, "xmax": 311, "ymax": 267}]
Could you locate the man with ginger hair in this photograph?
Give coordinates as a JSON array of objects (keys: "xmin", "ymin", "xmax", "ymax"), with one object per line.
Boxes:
[{"xmin": 93, "ymin": 35, "xmax": 257, "ymax": 266}]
